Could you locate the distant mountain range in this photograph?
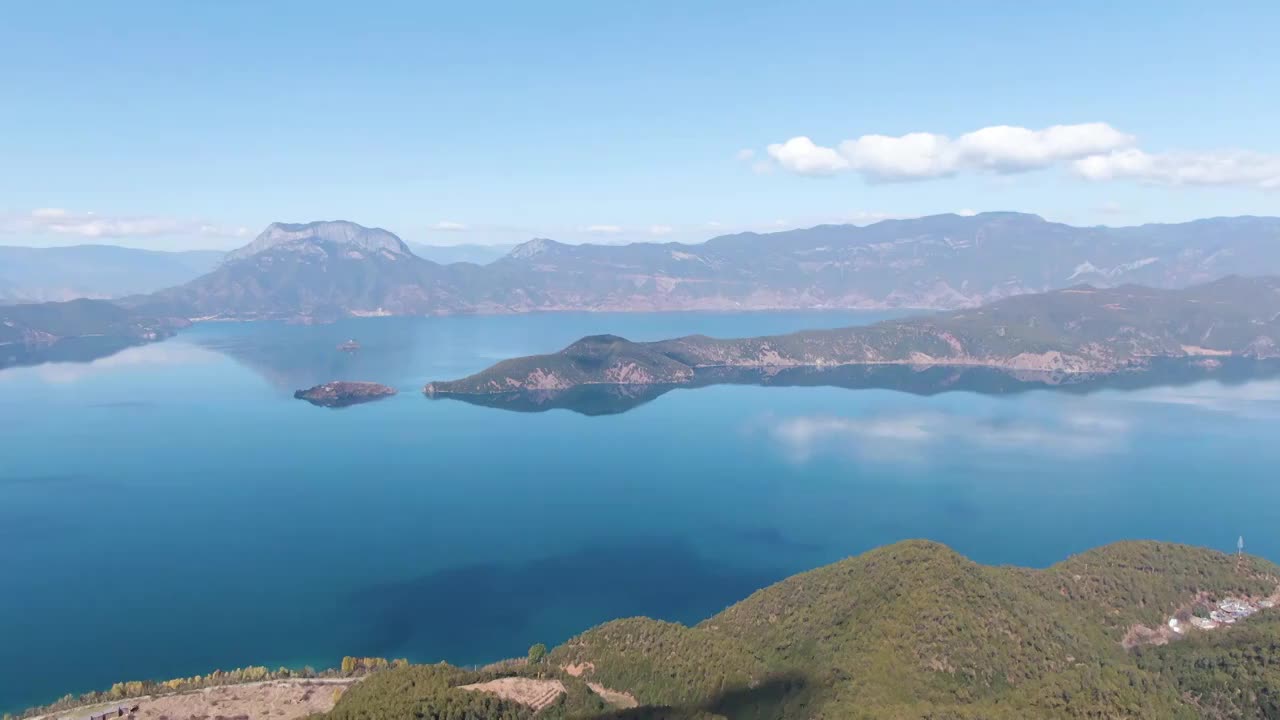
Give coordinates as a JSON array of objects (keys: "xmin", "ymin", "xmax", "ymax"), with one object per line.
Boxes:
[
  {"xmin": 6, "ymin": 213, "xmax": 1280, "ymax": 364},
  {"xmin": 0, "ymin": 241, "xmax": 524, "ymax": 307},
  {"xmin": 0, "ymin": 245, "xmax": 223, "ymax": 303},
  {"xmin": 407, "ymin": 242, "xmax": 516, "ymax": 265},
  {"xmin": 138, "ymin": 213, "xmax": 1280, "ymax": 321},
  {"xmin": 424, "ymin": 276, "xmax": 1280, "ymax": 396},
  {"xmin": 0, "ymin": 236, "xmax": 514, "ymax": 307}
]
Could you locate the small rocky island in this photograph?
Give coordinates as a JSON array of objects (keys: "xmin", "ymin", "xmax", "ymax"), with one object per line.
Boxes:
[{"xmin": 294, "ymin": 381, "xmax": 397, "ymax": 408}]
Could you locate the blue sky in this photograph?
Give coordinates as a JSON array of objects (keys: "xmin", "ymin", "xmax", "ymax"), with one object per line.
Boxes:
[{"xmin": 2, "ymin": 0, "xmax": 1278, "ymax": 250}]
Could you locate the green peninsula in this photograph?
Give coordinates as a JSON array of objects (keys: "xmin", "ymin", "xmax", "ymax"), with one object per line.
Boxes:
[{"xmin": 425, "ymin": 276, "xmax": 1280, "ymax": 397}]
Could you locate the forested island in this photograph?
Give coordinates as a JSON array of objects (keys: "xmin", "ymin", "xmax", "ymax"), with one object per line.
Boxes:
[
  {"xmin": 425, "ymin": 276, "xmax": 1280, "ymax": 398},
  {"xmin": 19, "ymin": 540, "xmax": 1280, "ymax": 720}
]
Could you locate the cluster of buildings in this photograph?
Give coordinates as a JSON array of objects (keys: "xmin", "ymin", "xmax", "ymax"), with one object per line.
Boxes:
[{"xmin": 1175, "ymin": 596, "xmax": 1276, "ymax": 632}]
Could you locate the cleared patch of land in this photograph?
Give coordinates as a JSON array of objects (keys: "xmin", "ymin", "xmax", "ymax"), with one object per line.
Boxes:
[
  {"xmin": 560, "ymin": 662, "xmax": 594, "ymax": 677},
  {"xmin": 458, "ymin": 677, "xmax": 565, "ymax": 711},
  {"xmin": 35, "ymin": 679, "xmax": 360, "ymax": 720},
  {"xmin": 586, "ymin": 682, "xmax": 638, "ymax": 709}
]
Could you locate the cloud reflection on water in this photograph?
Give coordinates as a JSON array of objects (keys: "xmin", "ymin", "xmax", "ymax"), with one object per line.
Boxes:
[
  {"xmin": 766, "ymin": 409, "xmax": 1131, "ymax": 465},
  {"xmin": 0, "ymin": 340, "xmax": 221, "ymax": 385},
  {"xmin": 1120, "ymin": 379, "xmax": 1280, "ymax": 419},
  {"xmin": 763, "ymin": 375, "xmax": 1280, "ymax": 466}
]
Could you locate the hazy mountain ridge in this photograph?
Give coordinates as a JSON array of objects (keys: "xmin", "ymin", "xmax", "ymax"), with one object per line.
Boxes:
[
  {"xmin": 6, "ymin": 214, "xmax": 1280, "ymax": 354},
  {"xmin": 0, "ymin": 297, "xmax": 187, "ymax": 353},
  {"xmin": 159, "ymin": 213, "xmax": 1280, "ymax": 320},
  {"xmin": 424, "ymin": 276, "xmax": 1280, "ymax": 395},
  {"xmin": 0, "ymin": 245, "xmax": 223, "ymax": 302},
  {"xmin": 407, "ymin": 242, "xmax": 517, "ymax": 265}
]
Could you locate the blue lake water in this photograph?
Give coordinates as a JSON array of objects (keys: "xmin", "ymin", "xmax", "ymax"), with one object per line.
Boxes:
[{"xmin": 4, "ymin": 310, "xmax": 1280, "ymax": 711}]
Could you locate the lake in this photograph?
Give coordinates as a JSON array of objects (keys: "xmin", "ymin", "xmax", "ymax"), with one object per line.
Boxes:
[{"xmin": 4, "ymin": 310, "xmax": 1280, "ymax": 711}]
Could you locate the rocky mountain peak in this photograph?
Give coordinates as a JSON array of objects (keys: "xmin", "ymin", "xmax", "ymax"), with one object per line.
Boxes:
[
  {"xmin": 506, "ymin": 238, "xmax": 565, "ymax": 260},
  {"xmin": 223, "ymin": 220, "xmax": 412, "ymax": 263}
]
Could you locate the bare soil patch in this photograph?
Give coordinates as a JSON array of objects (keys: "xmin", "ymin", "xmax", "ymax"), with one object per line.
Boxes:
[
  {"xmin": 586, "ymin": 683, "xmax": 638, "ymax": 709},
  {"xmin": 560, "ymin": 662, "xmax": 594, "ymax": 678},
  {"xmin": 41, "ymin": 679, "xmax": 359, "ymax": 720},
  {"xmin": 458, "ymin": 677, "xmax": 566, "ymax": 711}
]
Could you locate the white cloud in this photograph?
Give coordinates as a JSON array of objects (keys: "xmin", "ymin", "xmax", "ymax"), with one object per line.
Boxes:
[
  {"xmin": 839, "ymin": 132, "xmax": 958, "ymax": 180},
  {"xmin": 648, "ymin": 224, "xmax": 674, "ymax": 236},
  {"xmin": 735, "ymin": 148, "xmax": 755, "ymax": 161},
  {"xmin": 0, "ymin": 208, "xmax": 249, "ymax": 239},
  {"xmin": 431, "ymin": 221, "xmax": 469, "ymax": 231},
  {"xmin": 955, "ymin": 208, "xmax": 978, "ymax": 217},
  {"xmin": 761, "ymin": 122, "xmax": 1280, "ymax": 190},
  {"xmin": 583, "ymin": 224, "xmax": 623, "ymax": 234},
  {"xmin": 954, "ymin": 123, "xmax": 1134, "ymax": 172},
  {"xmin": 1073, "ymin": 149, "xmax": 1280, "ymax": 189},
  {"xmin": 766, "ymin": 136, "xmax": 850, "ymax": 175},
  {"xmin": 763, "ymin": 122, "xmax": 1134, "ymax": 181}
]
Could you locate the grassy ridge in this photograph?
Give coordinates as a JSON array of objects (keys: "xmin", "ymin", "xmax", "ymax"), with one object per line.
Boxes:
[
  {"xmin": 317, "ymin": 540, "xmax": 1280, "ymax": 719},
  {"xmin": 536, "ymin": 540, "xmax": 1280, "ymax": 719}
]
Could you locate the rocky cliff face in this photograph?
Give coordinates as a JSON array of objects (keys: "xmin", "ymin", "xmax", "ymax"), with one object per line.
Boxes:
[{"xmin": 424, "ymin": 277, "xmax": 1280, "ymax": 395}]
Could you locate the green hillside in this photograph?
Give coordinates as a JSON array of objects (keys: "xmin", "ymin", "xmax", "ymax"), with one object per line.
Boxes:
[
  {"xmin": 0, "ymin": 298, "xmax": 185, "ymax": 347},
  {"xmin": 315, "ymin": 540, "xmax": 1280, "ymax": 720}
]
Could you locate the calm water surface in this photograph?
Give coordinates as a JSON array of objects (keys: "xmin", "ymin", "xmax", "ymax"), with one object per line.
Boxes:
[{"xmin": 3, "ymin": 310, "xmax": 1280, "ymax": 710}]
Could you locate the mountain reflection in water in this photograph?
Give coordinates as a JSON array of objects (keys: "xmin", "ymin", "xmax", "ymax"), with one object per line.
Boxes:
[{"xmin": 425, "ymin": 359, "xmax": 1280, "ymax": 416}]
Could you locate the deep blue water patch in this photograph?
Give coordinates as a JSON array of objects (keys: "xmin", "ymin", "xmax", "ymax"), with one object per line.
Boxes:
[{"xmin": 2, "ymin": 309, "xmax": 1278, "ymax": 712}]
